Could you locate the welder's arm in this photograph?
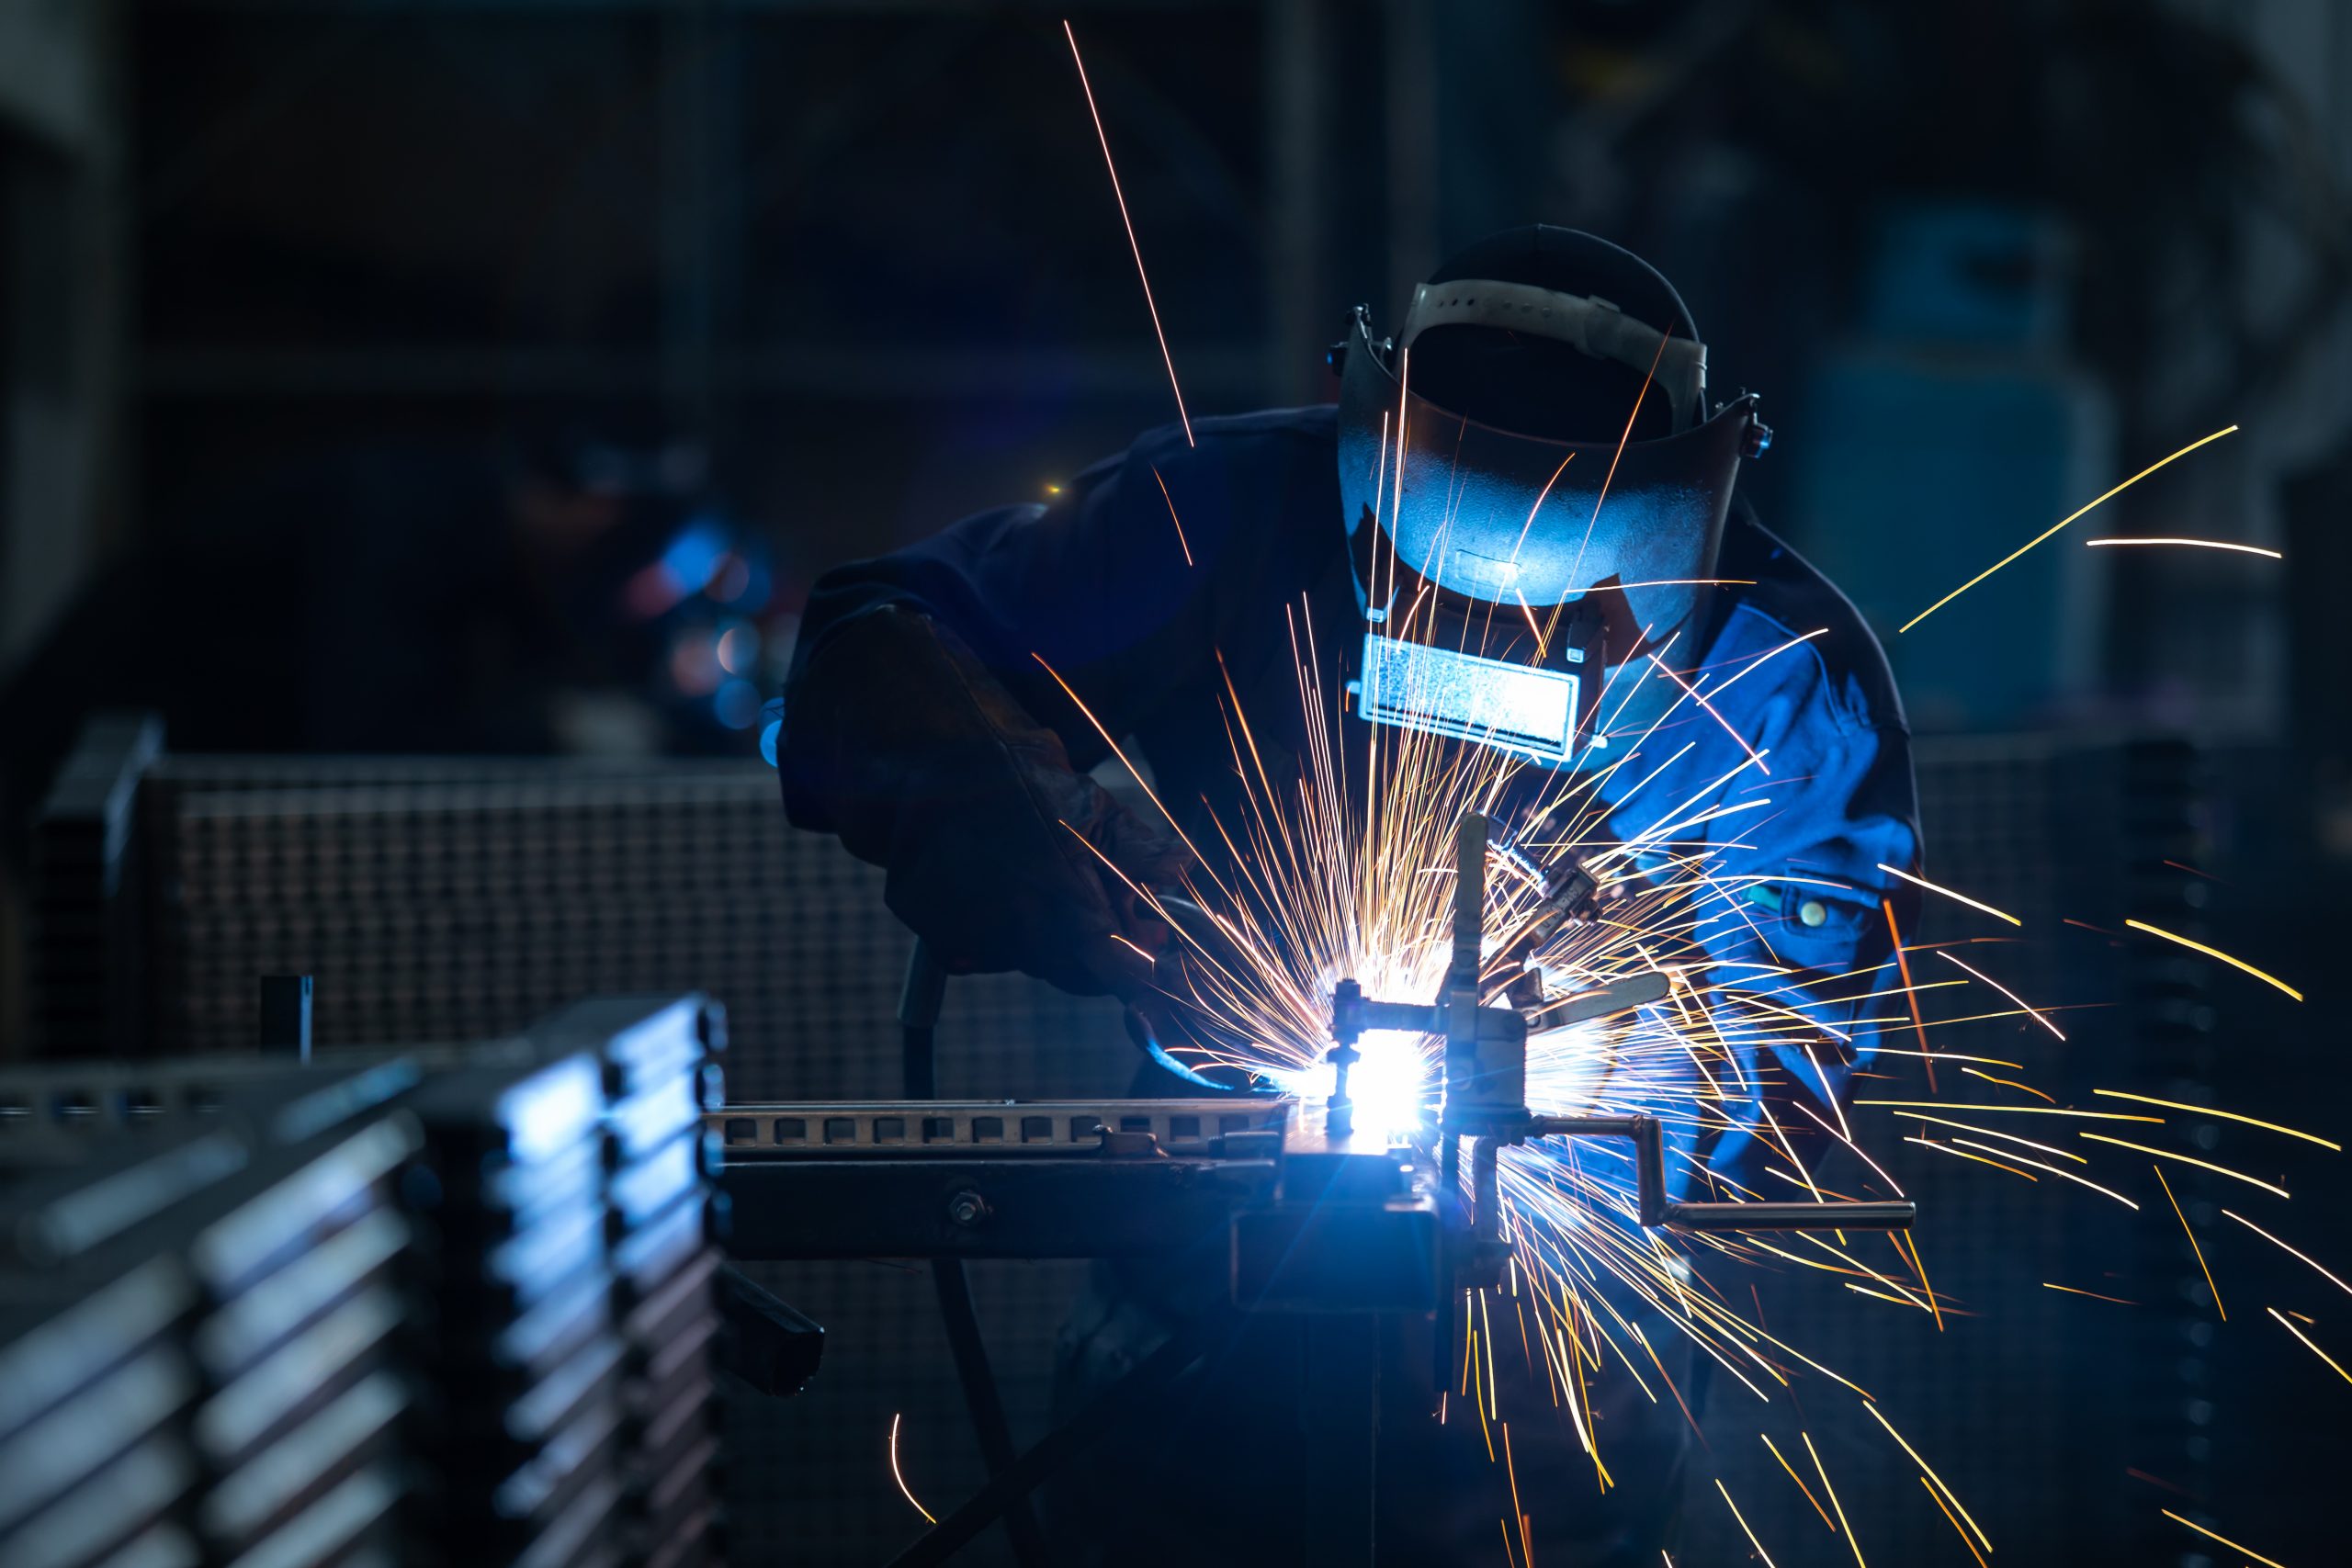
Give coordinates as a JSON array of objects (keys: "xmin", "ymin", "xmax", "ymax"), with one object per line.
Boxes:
[
  {"xmin": 777, "ymin": 431, "xmax": 1220, "ymax": 999},
  {"xmin": 781, "ymin": 603, "xmax": 1188, "ymax": 998},
  {"xmin": 1687, "ymin": 720, "xmax": 1921, "ymax": 1195}
]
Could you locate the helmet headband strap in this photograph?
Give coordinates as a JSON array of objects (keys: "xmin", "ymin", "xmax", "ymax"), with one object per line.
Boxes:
[{"xmin": 1402, "ymin": 278, "xmax": 1708, "ymax": 432}]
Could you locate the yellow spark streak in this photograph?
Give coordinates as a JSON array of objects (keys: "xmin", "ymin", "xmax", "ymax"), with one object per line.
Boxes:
[
  {"xmin": 888, "ymin": 1414, "xmax": 935, "ymax": 1524},
  {"xmin": 1896, "ymin": 1112, "xmax": 2088, "ymax": 1161},
  {"xmin": 2222, "ymin": 1209, "xmax": 2352, "ymax": 1300},
  {"xmin": 1714, "ymin": 1481, "xmax": 1780, "ymax": 1568},
  {"xmin": 1148, "ymin": 465, "xmax": 1193, "ymax": 566},
  {"xmin": 1646, "ymin": 654, "xmax": 1770, "ymax": 774},
  {"xmin": 2094, "ymin": 1089, "xmax": 2337, "ymax": 1150},
  {"xmin": 1953, "ymin": 1140, "xmax": 2138, "ymax": 1207},
  {"xmin": 1862, "ymin": 1101, "xmax": 2164, "ymax": 1122},
  {"xmin": 1883, "ymin": 897, "xmax": 1937, "ymax": 1090},
  {"xmin": 1900, "ymin": 424, "xmax": 2238, "ymax": 632},
  {"xmin": 1852, "ymin": 1006, "xmax": 2089, "ymax": 1036},
  {"xmin": 1106, "ymin": 931, "xmax": 1157, "ymax": 963},
  {"xmin": 1869, "ymin": 1051, "xmax": 2027, "ymax": 1068},
  {"xmin": 2155, "ymin": 1168, "xmax": 2224, "ymax": 1320},
  {"xmin": 1961, "ymin": 1067, "xmax": 2055, "ymax": 1105},
  {"xmin": 2086, "ymin": 536, "xmax": 2280, "ymax": 558},
  {"xmin": 2121, "ymin": 919, "xmax": 2303, "ymax": 1001},
  {"xmin": 1063, "ymin": 20, "xmax": 1192, "ymax": 446},
  {"xmin": 1906, "ymin": 1135, "xmax": 2039, "ymax": 1182},
  {"xmin": 2043, "ymin": 1281, "xmax": 2138, "ymax": 1305},
  {"xmin": 1803, "ymin": 1432, "xmax": 1866, "ymax": 1568},
  {"xmin": 1506, "ymin": 451, "xmax": 1577, "ymax": 564},
  {"xmin": 1482, "ymin": 1289, "xmax": 1499, "ymax": 1420},
  {"xmin": 1034, "ymin": 657, "xmax": 1228, "ymax": 898},
  {"xmin": 2266, "ymin": 1307, "xmax": 2352, "ymax": 1384},
  {"xmin": 1556, "ymin": 333, "xmax": 1672, "ymax": 622},
  {"xmin": 2077, "ymin": 1134, "xmax": 2290, "ymax": 1198},
  {"xmin": 1937, "ymin": 952, "xmax": 2064, "ymax": 1039},
  {"xmin": 1865, "ymin": 1403, "xmax": 1991, "ymax": 1551},
  {"xmin": 1503, "ymin": 1424, "xmax": 1533, "ymax": 1565},
  {"xmin": 1760, "ymin": 1434, "xmax": 1836, "ymax": 1531},
  {"xmin": 1898, "ymin": 1231, "xmax": 1943, "ymax": 1334},
  {"xmin": 1922, "ymin": 1478, "xmax": 1990, "ymax": 1568},
  {"xmin": 1876, "ymin": 864, "xmax": 2020, "ymax": 927},
  {"xmin": 2160, "ymin": 1508, "xmax": 2292, "ymax": 1568}
]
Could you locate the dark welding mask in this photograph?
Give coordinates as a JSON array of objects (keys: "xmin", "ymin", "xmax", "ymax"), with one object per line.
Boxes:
[{"xmin": 1336, "ymin": 231, "xmax": 1769, "ymax": 762}]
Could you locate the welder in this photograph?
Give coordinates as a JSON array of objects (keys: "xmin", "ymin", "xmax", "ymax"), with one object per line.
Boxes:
[{"xmin": 779, "ymin": 226, "xmax": 1921, "ymax": 1565}]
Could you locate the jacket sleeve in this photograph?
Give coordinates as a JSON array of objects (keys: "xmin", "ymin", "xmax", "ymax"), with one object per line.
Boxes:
[
  {"xmin": 782, "ymin": 426, "xmax": 1213, "ymax": 816},
  {"xmin": 775, "ymin": 424, "xmax": 1218, "ymax": 995}
]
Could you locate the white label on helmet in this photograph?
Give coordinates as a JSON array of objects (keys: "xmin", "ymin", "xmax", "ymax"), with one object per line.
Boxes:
[{"xmin": 1358, "ymin": 632, "xmax": 1579, "ymax": 761}]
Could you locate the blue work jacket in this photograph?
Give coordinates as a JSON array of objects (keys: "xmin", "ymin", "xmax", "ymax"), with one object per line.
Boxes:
[{"xmin": 790, "ymin": 405, "xmax": 1922, "ymax": 1199}]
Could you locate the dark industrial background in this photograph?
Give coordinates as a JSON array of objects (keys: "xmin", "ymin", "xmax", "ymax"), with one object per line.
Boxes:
[{"xmin": 3, "ymin": 2, "xmax": 2350, "ymax": 1565}]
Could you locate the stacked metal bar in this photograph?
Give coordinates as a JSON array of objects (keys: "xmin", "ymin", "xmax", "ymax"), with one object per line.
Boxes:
[
  {"xmin": 0, "ymin": 999, "xmax": 728, "ymax": 1568},
  {"xmin": 23, "ymin": 730, "xmax": 1126, "ymax": 1562},
  {"xmin": 530, "ymin": 998, "xmax": 729, "ymax": 1568},
  {"xmin": 0, "ymin": 1071, "xmax": 422, "ymax": 1568},
  {"xmin": 402, "ymin": 1047, "xmax": 631, "ymax": 1568}
]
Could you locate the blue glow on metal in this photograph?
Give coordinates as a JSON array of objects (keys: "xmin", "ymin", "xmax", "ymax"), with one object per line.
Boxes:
[{"xmin": 1357, "ymin": 632, "xmax": 1579, "ymax": 761}]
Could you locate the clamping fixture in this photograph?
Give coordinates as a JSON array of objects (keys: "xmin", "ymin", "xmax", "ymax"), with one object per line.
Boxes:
[{"xmin": 1329, "ymin": 812, "xmax": 1913, "ymax": 1277}]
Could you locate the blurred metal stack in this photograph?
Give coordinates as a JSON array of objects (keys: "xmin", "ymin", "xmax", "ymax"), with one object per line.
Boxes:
[
  {"xmin": 0, "ymin": 998, "xmax": 727, "ymax": 1568},
  {"xmin": 537, "ymin": 998, "xmax": 729, "ymax": 1568},
  {"xmin": 1, "ymin": 1068, "xmax": 422, "ymax": 1568},
  {"xmin": 19, "ymin": 722, "xmax": 1154, "ymax": 1562}
]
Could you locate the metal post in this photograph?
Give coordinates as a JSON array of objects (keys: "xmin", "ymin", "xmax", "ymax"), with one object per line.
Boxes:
[{"xmin": 257, "ymin": 974, "xmax": 311, "ymax": 1060}]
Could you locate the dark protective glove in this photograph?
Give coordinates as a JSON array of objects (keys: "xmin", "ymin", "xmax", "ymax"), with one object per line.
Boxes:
[{"xmin": 779, "ymin": 604, "xmax": 1191, "ymax": 1000}]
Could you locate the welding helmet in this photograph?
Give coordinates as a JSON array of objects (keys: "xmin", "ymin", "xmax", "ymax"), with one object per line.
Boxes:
[{"xmin": 1336, "ymin": 227, "xmax": 1770, "ymax": 762}]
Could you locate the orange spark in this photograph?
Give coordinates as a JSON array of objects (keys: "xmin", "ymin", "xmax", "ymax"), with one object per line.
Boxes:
[
  {"xmin": 2077, "ymin": 1134, "xmax": 2290, "ymax": 1198},
  {"xmin": 1063, "ymin": 20, "xmax": 1192, "ymax": 446},
  {"xmin": 1883, "ymin": 898, "xmax": 1937, "ymax": 1091},
  {"xmin": 1938, "ymin": 951, "xmax": 2064, "ymax": 1039},
  {"xmin": 1865, "ymin": 1403, "xmax": 1992, "ymax": 1553},
  {"xmin": 2094, "ymin": 1089, "xmax": 2336, "ymax": 1149},
  {"xmin": 1759, "ymin": 1434, "xmax": 1836, "ymax": 1531},
  {"xmin": 2160, "ymin": 1507, "xmax": 2291, "ymax": 1568},
  {"xmin": 1901, "ymin": 424, "xmax": 2238, "ymax": 632},
  {"xmin": 2154, "ymin": 1168, "xmax": 2224, "ymax": 1320},
  {"xmin": 2121, "ymin": 919, "xmax": 2303, "ymax": 1001},
  {"xmin": 2266, "ymin": 1307, "xmax": 2352, "ymax": 1385},
  {"xmin": 889, "ymin": 1414, "xmax": 935, "ymax": 1524},
  {"xmin": 2043, "ymin": 1281, "xmax": 2139, "ymax": 1305},
  {"xmin": 2222, "ymin": 1209, "xmax": 2352, "ymax": 1300},
  {"xmin": 1714, "ymin": 1481, "xmax": 1780, "ymax": 1568},
  {"xmin": 1876, "ymin": 864, "xmax": 2021, "ymax": 927},
  {"xmin": 1803, "ymin": 1432, "xmax": 1867, "ymax": 1568},
  {"xmin": 2086, "ymin": 536, "xmax": 2280, "ymax": 558},
  {"xmin": 1149, "ymin": 465, "xmax": 1193, "ymax": 566}
]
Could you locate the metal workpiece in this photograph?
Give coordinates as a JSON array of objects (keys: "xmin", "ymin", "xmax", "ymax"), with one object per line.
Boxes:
[
  {"xmin": 711, "ymin": 1089, "xmax": 1453, "ymax": 1306},
  {"xmin": 1329, "ymin": 811, "xmax": 1917, "ymax": 1247},
  {"xmin": 1231, "ymin": 1156, "xmax": 1443, "ymax": 1315},
  {"xmin": 718, "ymin": 1138, "xmax": 1280, "ymax": 1261},
  {"xmin": 1524, "ymin": 1113, "xmax": 1916, "ymax": 1234},
  {"xmin": 707, "ymin": 1096, "xmax": 1291, "ymax": 1155}
]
